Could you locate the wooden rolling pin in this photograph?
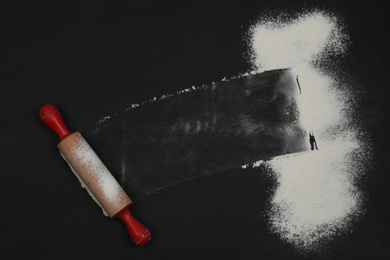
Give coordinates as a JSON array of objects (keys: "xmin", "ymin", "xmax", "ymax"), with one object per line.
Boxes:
[{"xmin": 39, "ymin": 104, "xmax": 151, "ymax": 246}]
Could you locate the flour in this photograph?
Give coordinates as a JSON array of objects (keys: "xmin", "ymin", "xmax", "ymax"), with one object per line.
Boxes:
[
  {"xmin": 97, "ymin": 116, "xmax": 111, "ymax": 125},
  {"xmin": 248, "ymin": 10, "xmax": 370, "ymax": 252},
  {"xmin": 265, "ymin": 133, "xmax": 366, "ymax": 250},
  {"xmin": 248, "ymin": 11, "xmax": 349, "ymax": 71}
]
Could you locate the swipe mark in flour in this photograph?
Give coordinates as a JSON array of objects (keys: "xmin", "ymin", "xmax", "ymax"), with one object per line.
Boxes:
[{"xmin": 91, "ymin": 8, "xmax": 371, "ymax": 253}]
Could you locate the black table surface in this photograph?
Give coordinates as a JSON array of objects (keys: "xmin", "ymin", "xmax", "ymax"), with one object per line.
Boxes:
[{"xmin": 1, "ymin": 0, "xmax": 389, "ymax": 259}]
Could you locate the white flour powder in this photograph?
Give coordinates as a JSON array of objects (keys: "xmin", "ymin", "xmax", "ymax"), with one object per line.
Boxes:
[
  {"xmin": 248, "ymin": 11, "xmax": 370, "ymax": 252},
  {"xmin": 248, "ymin": 11, "xmax": 349, "ymax": 71}
]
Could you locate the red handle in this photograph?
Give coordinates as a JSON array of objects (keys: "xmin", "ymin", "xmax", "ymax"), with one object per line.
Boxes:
[
  {"xmin": 39, "ymin": 104, "xmax": 73, "ymax": 141},
  {"xmin": 115, "ymin": 204, "xmax": 151, "ymax": 246}
]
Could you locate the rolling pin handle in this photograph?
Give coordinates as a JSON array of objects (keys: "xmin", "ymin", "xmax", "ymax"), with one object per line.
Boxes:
[
  {"xmin": 39, "ymin": 104, "xmax": 73, "ymax": 141},
  {"xmin": 114, "ymin": 204, "xmax": 151, "ymax": 246}
]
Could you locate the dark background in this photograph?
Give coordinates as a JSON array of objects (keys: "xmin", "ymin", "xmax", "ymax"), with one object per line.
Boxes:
[{"xmin": 1, "ymin": 0, "xmax": 389, "ymax": 259}]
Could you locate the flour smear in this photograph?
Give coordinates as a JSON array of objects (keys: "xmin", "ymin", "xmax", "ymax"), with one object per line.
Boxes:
[{"xmin": 248, "ymin": 11, "xmax": 370, "ymax": 252}]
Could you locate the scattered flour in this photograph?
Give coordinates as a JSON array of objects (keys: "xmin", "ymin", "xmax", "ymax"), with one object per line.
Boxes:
[
  {"xmin": 248, "ymin": 10, "xmax": 370, "ymax": 252},
  {"xmin": 266, "ymin": 133, "xmax": 366, "ymax": 251},
  {"xmin": 248, "ymin": 11, "xmax": 349, "ymax": 71},
  {"xmin": 97, "ymin": 116, "xmax": 111, "ymax": 125}
]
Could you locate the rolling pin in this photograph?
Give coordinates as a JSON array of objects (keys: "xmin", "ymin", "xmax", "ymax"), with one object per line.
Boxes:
[{"xmin": 39, "ymin": 104, "xmax": 151, "ymax": 246}]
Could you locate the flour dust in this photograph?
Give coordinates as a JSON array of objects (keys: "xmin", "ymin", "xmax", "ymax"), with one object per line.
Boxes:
[{"xmin": 248, "ymin": 10, "xmax": 371, "ymax": 252}]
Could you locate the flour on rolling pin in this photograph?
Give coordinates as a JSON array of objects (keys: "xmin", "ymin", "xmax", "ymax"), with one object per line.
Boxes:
[
  {"xmin": 39, "ymin": 104, "xmax": 151, "ymax": 246},
  {"xmin": 60, "ymin": 151, "xmax": 109, "ymax": 216},
  {"xmin": 58, "ymin": 132, "xmax": 131, "ymax": 217}
]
